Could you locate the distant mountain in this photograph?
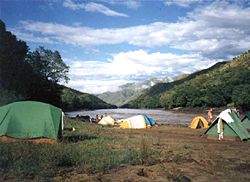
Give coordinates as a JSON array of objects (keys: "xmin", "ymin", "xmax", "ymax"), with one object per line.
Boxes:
[
  {"xmin": 97, "ymin": 77, "xmax": 170, "ymax": 106},
  {"xmin": 122, "ymin": 50, "xmax": 250, "ymax": 110},
  {"xmin": 122, "ymin": 62, "xmax": 228, "ymax": 108},
  {"xmin": 61, "ymin": 86, "xmax": 116, "ymax": 111}
]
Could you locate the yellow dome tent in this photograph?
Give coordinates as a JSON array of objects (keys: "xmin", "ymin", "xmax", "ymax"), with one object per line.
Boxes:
[
  {"xmin": 189, "ymin": 116, "xmax": 209, "ymax": 129},
  {"xmin": 98, "ymin": 115, "xmax": 115, "ymax": 126},
  {"xmin": 119, "ymin": 115, "xmax": 154, "ymax": 129}
]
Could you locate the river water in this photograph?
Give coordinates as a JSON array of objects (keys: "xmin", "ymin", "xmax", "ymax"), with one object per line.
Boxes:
[{"xmin": 67, "ymin": 108, "xmax": 203, "ymax": 125}]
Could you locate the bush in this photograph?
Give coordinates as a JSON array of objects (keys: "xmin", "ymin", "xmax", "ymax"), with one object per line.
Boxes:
[
  {"xmin": 0, "ymin": 89, "xmax": 24, "ymax": 106},
  {"xmin": 232, "ymin": 84, "xmax": 250, "ymax": 111}
]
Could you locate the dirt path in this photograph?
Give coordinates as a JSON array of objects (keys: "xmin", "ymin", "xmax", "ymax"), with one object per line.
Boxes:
[{"xmin": 54, "ymin": 125, "xmax": 250, "ymax": 182}]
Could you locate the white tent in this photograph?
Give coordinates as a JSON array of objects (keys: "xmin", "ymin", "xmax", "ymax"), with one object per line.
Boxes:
[
  {"xmin": 119, "ymin": 115, "xmax": 148, "ymax": 129},
  {"xmin": 98, "ymin": 115, "xmax": 115, "ymax": 126}
]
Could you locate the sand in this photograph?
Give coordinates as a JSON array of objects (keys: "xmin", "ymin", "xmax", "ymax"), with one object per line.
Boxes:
[{"xmin": 54, "ymin": 125, "xmax": 250, "ymax": 182}]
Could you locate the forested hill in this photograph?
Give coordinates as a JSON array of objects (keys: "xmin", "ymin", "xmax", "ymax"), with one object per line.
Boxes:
[
  {"xmin": 0, "ymin": 20, "xmax": 114, "ymax": 111},
  {"xmin": 122, "ymin": 51, "xmax": 250, "ymax": 110},
  {"xmin": 122, "ymin": 61, "xmax": 227, "ymax": 108},
  {"xmin": 61, "ymin": 86, "xmax": 116, "ymax": 111}
]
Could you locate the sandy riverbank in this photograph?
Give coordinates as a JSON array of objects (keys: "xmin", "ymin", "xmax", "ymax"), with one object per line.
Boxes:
[{"xmin": 54, "ymin": 123, "xmax": 250, "ymax": 182}]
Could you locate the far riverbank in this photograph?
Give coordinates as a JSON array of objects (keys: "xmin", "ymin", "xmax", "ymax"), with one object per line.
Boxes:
[{"xmin": 67, "ymin": 108, "xmax": 211, "ymax": 125}]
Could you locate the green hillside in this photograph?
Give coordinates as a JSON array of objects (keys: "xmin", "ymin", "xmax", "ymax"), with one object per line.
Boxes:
[
  {"xmin": 97, "ymin": 83, "xmax": 141, "ymax": 107},
  {"xmin": 98, "ymin": 77, "xmax": 170, "ymax": 106},
  {"xmin": 61, "ymin": 86, "xmax": 116, "ymax": 111},
  {"xmin": 160, "ymin": 51, "xmax": 250, "ymax": 110},
  {"xmin": 122, "ymin": 61, "xmax": 227, "ymax": 108},
  {"xmin": 0, "ymin": 86, "xmax": 115, "ymax": 111},
  {"xmin": 97, "ymin": 91, "xmax": 139, "ymax": 107}
]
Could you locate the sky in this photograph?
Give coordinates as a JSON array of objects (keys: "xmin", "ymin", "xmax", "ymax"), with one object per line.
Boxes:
[{"xmin": 1, "ymin": 0, "xmax": 250, "ymax": 94}]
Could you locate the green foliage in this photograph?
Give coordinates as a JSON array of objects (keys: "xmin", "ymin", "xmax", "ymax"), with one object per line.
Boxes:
[
  {"xmin": 0, "ymin": 20, "xmax": 112, "ymax": 110},
  {"xmin": 0, "ymin": 89, "xmax": 24, "ymax": 106},
  {"xmin": 160, "ymin": 50, "xmax": 250, "ymax": 109},
  {"xmin": 26, "ymin": 47, "xmax": 69, "ymax": 83},
  {"xmin": 0, "ymin": 20, "xmax": 66, "ymax": 107},
  {"xmin": 0, "ymin": 19, "xmax": 29, "ymax": 95},
  {"xmin": 173, "ymin": 73, "xmax": 190, "ymax": 81},
  {"xmin": 125, "ymin": 50, "xmax": 250, "ymax": 110},
  {"xmin": 232, "ymin": 84, "xmax": 250, "ymax": 111},
  {"xmin": 61, "ymin": 87, "xmax": 116, "ymax": 111},
  {"xmin": 123, "ymin": 62, "xmax": 227, "ymax": 108},
  {"xmin": 98, "ymin": 89, "xmax": 139, "ymax": 107},
  {"xmin": 98, "ymin": 77, "xmax": 170, "ymax": 107}
]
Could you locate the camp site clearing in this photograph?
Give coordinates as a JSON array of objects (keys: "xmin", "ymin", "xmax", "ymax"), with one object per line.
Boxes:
[{"xmin": 1, "ymin": 116, "xmax": 250, "ymax": 182}]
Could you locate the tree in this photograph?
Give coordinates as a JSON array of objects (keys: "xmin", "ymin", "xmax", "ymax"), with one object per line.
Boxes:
[
  {"xmin": 160, "ymin": 90, "xmax": 176, "ymax": 109},
  {"xmin": 26, "ymin": 46, "xmax": 69, "ymax": 83},
  {"xmin": 0, "ymin": 19, "xmax": 29, "ymax": 93},
  {"xmin": 0, "ymin": 20, "xmax": 70, "ymax": 107},
  {"xmin": 25, "ymin": 47, "xmax": 70, "ymax": 107},
  {"xmin": 232, "ymin": 84, "xmax": 250, "ymax": 111}
]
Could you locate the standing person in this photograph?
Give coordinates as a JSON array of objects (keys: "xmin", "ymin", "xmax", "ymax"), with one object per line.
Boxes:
[
  {"xmin": 234, "ymin": 108, "xmax": 240, "ymax": 117},
  {"xmin": 207, "ymin": 108, "xmax": 213, "ymax": 125},
  {"xmin": 217, "ymin": 118, "xmax": 224, "ymax": 140}
]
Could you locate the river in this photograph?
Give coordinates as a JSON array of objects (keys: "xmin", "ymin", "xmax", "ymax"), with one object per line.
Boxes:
[{"xmin": 66, "ymin": 108, "xmax": 204, "ymax": 125}]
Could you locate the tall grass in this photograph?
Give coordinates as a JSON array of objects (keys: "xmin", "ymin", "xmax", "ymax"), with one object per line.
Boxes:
[{"xmin": 0, "ymin": 118, "xmax": 162, "ymax": 180}]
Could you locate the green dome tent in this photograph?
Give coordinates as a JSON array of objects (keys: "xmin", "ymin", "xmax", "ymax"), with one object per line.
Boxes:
[
  {"xmin": 242, "ymin": 112, "xmax": 250, "ymax": 131},
  {"xmin": 204, "ymin": 109, "xmax": 250, "ymax": 141},
  {"xmin": 0, "ymin": 101, "xmax": 63, "ymax": 142}
]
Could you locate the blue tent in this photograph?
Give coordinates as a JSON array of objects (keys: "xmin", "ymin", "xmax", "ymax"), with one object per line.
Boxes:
[{"xmin": 143, "ymin": 115, "xmax": 155, "ymax": 126}]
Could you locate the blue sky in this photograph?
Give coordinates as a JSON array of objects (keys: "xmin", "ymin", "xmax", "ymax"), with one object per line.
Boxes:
[{"xmin": 1, "ymin": 0, "xmax": 250, "ymax": 94}]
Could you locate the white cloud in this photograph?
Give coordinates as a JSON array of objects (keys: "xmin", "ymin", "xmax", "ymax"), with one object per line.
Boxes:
[
  {"xmin": 65, "ymin": 49, "xmax": 220, "ymax": 94},
  {"xmin": 12, "ymin": 30, "xmax": 55, "ymax": 44},
  {"xmin": 63, "ymin": 0, "xmax": 79, "ymax": 10},
  {"xmin": 103, "ymin": 0, "xmax": 141, "ymax": 9},
  {"xmin": 164, "ymin": 0, "xmax": 202, "ymax": 7},
  {"xmin": 63, "ymin": 0, "xmax": 128, "ymax": 17},
  {"xmin": 67, "ymin": 79, "xmax": 129, "ymax": 94},
  {"xmin": 122, "ymin": 0, "xmax": 141, "ymax": 9},
  {"xmin": 13, "ymin": 1, "xmax": 250, "ymax": 93},
  {"xmin": 17, "ymin": 1, "xmax": 250, "ymax": 59}
]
